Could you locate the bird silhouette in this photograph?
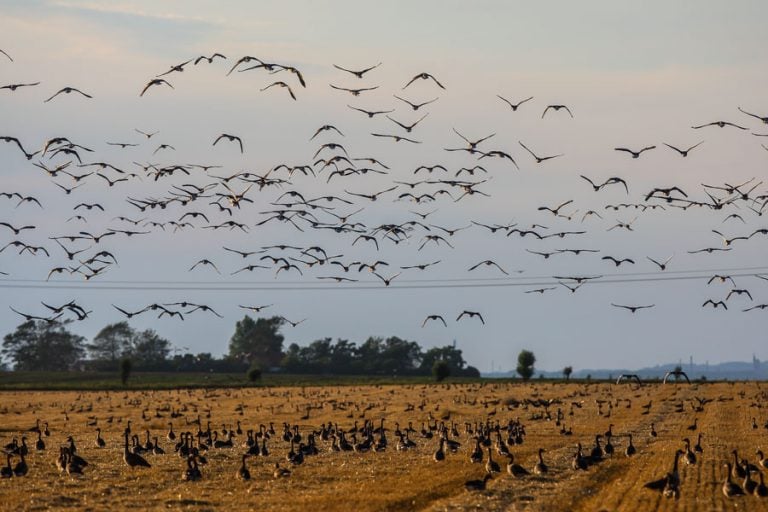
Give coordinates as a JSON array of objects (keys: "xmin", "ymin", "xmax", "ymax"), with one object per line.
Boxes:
[
  {"xmin": 614, "ymin": 146, "xmax": 656, "ymax": 159},
  {"xmin": 393, "ymin": 95, "xmax": 438, "ymax": 110},
  {"xmin": 140, "ymin": 78, "xmax": 173, "ymax": 97},
  {"xmin": 646, "ymin": 255, "xmax": 674, "ymax": 270},
  {"xmin": 422, "ymin": 315, "xmax": 447, "ymax": 327},
  {"xmin": 1, "ymin": 82, "xmax": 40, "ymax": 91},
  {"xmin": 403, "ymin": 72, "xmax": 445, "ymax": 89},
  {"xmin": 44, "ymin": 87, "xmax": 92, "ymax": 102},
  {"xmin": 692, "ymin": 121, "xmax": 747, "ymax": 130},
  {"xmin": 519, "ymin": 141, "xmax": 563, "ymax": 163},
  {"xmin": 330, "ymin": 84, "xmax": 378, "ymax": 96},
  {"xmin": 542, "ymin": 104, "xmax": 573, "ymax": 118},
  {"xmin": 456, "ymin": 310, "xmax": 485, "ymax": 324},
  {"xmin": 333, "ymin": 62, "xmax": 381, "ymax": 78},
  {"xmin": 261, "ymin": 81, "xmax": 296, "ymax": 100},
  {"xmin": 213, "ymin": 133, "xmax": 244, "ymax": 153},
  {"xmin": 663, "ymin": 141, "xmax": 704, "ymax": 157},
  {"xmin": 612, "ymin": 303, "xmax": 655, "ymax": 313},
  {"xmin": 497, "ymin": 95, "xmax": 533, "ymax": 111}
]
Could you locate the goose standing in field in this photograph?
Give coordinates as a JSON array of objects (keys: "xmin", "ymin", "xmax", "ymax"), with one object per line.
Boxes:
[
  {"xmin": 167, "ymin": 423, "xmax": 176, "ymax": 442},
  {"xmin": 123, "ymin": 428, "xmax": 151, "ymax": 468},
  {"xmin": 694, "ymin": 433, "xmax": 703, "ymax": 453},
  {"xmin": 756, "ymin": 450, "xmax": 768, "ymax": 469},
  {"xmin": 572, "ymin": 443, "xmax": 588, "ymax": 470},
  {"xmin": 433, "ymin": 438, "xmax": 445, "ymax": 461},
  {"xmin": 625, "ymin": 434, "xmax": 636, "ymax": 457},
  {"xmin": 65, "ymin": 450, "xmax": 85, "ymax": 476},
  {"xmin": 1, "ymin": 455, "xmax": 12, "ymax": 478},
  {"xmin": 12, "ymin": 452, "xmax": 27, "ymax": 476},
  {"xmin": 464, "ymin": 473, "xmax": 492, "ymax": 491},
  {"xmin": 603, "ymin": 433, "xmax": 614, "ymax": 457},
  {"xmin": 95, "ymin": 428, "xmax": 106, "ymax": 448},
  {"xmin": 533, "ymin": 448, "xmax": 548, "ymax": 474},
  {"xmin": 755, "ymin": 472, "xmax": 768, "ymax": 497},
  {"xmin": 722, "ymin": 463, "xmax": 745, "ymax": 497},
  {"xmin": 485, "ymin": 446, "xmax": 501, "ymax": 474},
  {"xmin": 237, "ymin": 454, "xmax": 250, "ymax": 480},
  {"xmin": 644, "ymin": 450, "xmax": 683, "ymax": 498},
  {"xmin": 506, "ymin": 454, "xmax": 530, "ymax": 477},
  {"xmin": 182, "ymin": 455, "xmax": 202, "ymax": 481},
  {"xmin": 743, "ymin": 468, "xmax": 757, "ymax": 495},
  {"xmin": 470, "ymin": 438, "xmax": 483, "ymax": 463},
  {"xmin": 590, "ymin": 435, "xmax": 603, "ymax": 463},
  {"xmin": 273, "ymin": 462, "xmax": 291, "ymax": 478},
  {"xmin": 731, "ymin": 450, "xmax": 746, "ymax": 479},
  {"xmin": 683, "ymin": 438, "xmax": 696, "ymax": 465}
]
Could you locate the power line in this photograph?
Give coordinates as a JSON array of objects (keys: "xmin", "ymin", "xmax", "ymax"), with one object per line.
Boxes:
[
  {"xmin": 0, "ymin": 269, "xmax": 765, "ymax": 292},
  {"xmin": 1, "ymin": 265, "xmax": 767, "ymax": 286}
]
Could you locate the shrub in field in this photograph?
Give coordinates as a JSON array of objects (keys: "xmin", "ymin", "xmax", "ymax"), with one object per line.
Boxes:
[
  {"xmin": 247, "ymin": 364, "xmax": 262, "ymax": 382},
  {"xmin": 120, "ymin": 358, "xmax": 132, "ymax": 386},
  {"xmin": 432, "ymin": 360, "xmax": 450, "ymax": 382},
  {"xmin": 516, "ymin": 350, "xmax": 536, "ymax": 381}
]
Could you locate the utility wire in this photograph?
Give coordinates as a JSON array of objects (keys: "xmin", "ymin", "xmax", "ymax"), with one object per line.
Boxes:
[{"xmin": 0, "ymin": 269, "xmax": 765, "ymax": 292}]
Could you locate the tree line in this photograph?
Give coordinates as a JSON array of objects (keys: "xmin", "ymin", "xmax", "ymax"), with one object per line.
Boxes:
[{"xmin": 1, "ymin": 315, "xmax": 479, "ymax": 378}]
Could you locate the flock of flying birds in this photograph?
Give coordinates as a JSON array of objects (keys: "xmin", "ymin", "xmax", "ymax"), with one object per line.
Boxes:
[{"xmin": 1, "ymin": 46, "xmax": 768, "ymax": 334}]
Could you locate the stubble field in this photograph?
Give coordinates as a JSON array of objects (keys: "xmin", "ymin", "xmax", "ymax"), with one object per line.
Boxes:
[{"xmin": 0, "ymin": 380, "xmax": 767, "ymax": 511}]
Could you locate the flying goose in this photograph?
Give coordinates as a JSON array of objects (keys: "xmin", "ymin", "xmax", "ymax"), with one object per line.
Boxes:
[
  {"xmin": 44, "ymin": 87, "xmax": 92, "ymax": 102},
  {"xmin": 333, "ymin": 62, "xmax": 381, "ymax": 78},
  {"xmin": 497, "ymin": 95, "xmax": 533, "ymax": 111},
  {"xmin": 403, "ymin": 72, "xmax": 445, "ymax": 90}
]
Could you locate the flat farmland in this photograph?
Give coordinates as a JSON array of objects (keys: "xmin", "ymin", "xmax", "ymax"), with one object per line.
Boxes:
[{"xmin": 1, "ymin": 381, "xmax": 767, "ymax": 511}]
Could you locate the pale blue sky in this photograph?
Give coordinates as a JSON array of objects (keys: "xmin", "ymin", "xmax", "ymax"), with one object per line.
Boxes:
[{"xmin": 1, "ymin": 1, "xmax": 767, "ymax": 373}]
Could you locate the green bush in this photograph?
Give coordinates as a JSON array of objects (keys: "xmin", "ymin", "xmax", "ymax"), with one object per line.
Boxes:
[
  {"xmin": 247, "ymin": 364, "xmax": 262, "ymax": 382},
  {"xmin": 432, "ymin": 360, "xmax": 450, "ymax": 382},
  {"xmin": 120, "ymin": 358, "xmax": 132, "ymax": 386}
]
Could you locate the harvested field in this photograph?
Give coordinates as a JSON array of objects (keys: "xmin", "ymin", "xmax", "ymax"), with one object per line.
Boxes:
[{"xmin": 1, "ymin": 381, "xmax": 767, "ymax": 511}]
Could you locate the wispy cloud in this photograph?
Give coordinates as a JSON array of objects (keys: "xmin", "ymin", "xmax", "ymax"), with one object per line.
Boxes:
[{"xmin": 48, "ymin": 0, "xmax": 221, "ymax": 26}]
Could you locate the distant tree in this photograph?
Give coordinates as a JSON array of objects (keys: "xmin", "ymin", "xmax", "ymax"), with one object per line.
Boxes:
[
  {"xmin": 131, "ymin": 329, "xmax": 171, "ymax": 367},
  {"xmin": 120, "ymin": 358, "xmax": 132, "ymax": 385},
  {"xmin": 563, "ymin": 366, "xmax": 573, "ymax": 381},
  {"xmin": 2, "ymin": 320, "xmax": 86, "ymax": 371},
  {"xmin": 229, "ymin": 316, "xmax": 285, "ymax": 369},
  {"xmin": 281, "ymin": 343, "xmax": 304, "ymax": 372},
  {"xmin": 421, "ymin": 345, "xmax": 465, "ymax": 373},
  {"xmin": 329, "ymin": 338, "xmax": 357, "ymax": 373},
  {"xmin": 89, "ymin": 322, "xmax": 134, "ymax": 362},
  {"xmin": 433, "ymin": 360, "xmax": 450, "ymax": 382},
  {"xmin": 673, "ymin": 364, "xmax": 683, "ymax": 381},
  {"xmin": 379, "ymin": 336, "xmax": 422, "ymax": 373},
  {"xmin": 462, "ymin": 365, "xmax": 481, "ymax": 378},
  {"xmin": 305, "ymin": 337, "xmax": 333, "ymax": 372},
  {"xmin": 356, "ymin": 337, "xmax": 384, "ymax": 373},
  {"xmin": 516, "ymin": 349, "xmax": 536, "ymax": 381}
]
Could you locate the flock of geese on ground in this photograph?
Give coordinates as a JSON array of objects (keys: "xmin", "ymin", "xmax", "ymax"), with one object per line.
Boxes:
[
  {"xmin": 1, "ymin": 383, "xmax": 768, "ymax": 504},
  {"xmin": 1, "ymin": 48, "xmax": 768, "ymax": 331}
]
